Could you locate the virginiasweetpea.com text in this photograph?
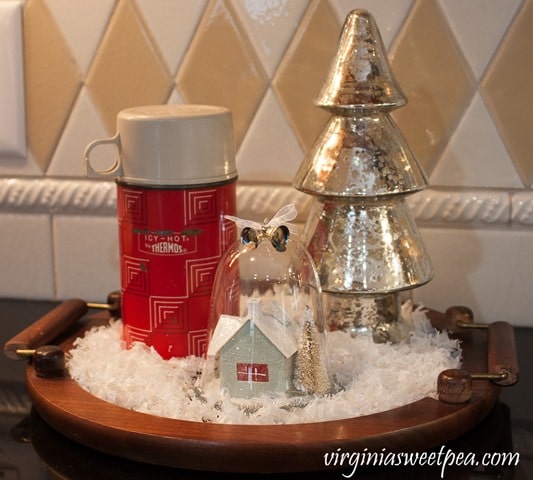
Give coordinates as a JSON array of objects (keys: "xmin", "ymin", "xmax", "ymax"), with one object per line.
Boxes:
[{"xmin": 324, "ymin": 446, "xmax": 520, "ymax": 478}]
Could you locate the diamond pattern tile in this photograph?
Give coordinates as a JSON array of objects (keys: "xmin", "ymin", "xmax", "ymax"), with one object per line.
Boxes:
[
  {"xmin": 45, "ymin": 0, "xmax": 116, "ymax": 74},
  {"xmin": 86, "ymin": 0, "xmax": 173, "ymax": 134},
  {"xmin": 23, "ymin": 0, "xmax": 82, "ymax": 172},
  {"xmin": 167, "ymin": 87, "xmax": 186, "ymax": 105},
  {"xmin": 438, "ymin": 0, "xmax": 523, "ymax": 79},
  {"xmin": 135, "ymin": 0, "xmax": 208, "ymax": 75},
  {"xmin": 237, "ymin": 88, "xmax": 304, "ymax": 182},
  {"xmin": 47, "ymin": 87, "xmax": 109, "ymax": 177},
  {"xmin": 272, "ymin": 0, "xmax": 340, "ymax": 152},
  {"xmin": 177, "ymin": 0, "xmax": 269, "ymax": 148},
  {"xmin": 231, "ymin": 0, "xmax": 309, "ymax": 77},
  {"xmin": 431, "ymin": 93, "xmax": 523, "ymax": 188},
  {"xmin": 0, "ymin": 0, "xmax": 531, "ymax": 326},
  {"xmin": 482, "ymin": 0, "xmax": 533, "ymax": 186},
  {"xmin": 389, "ymin": 0, "xmax": 476, "ymax": 175}
]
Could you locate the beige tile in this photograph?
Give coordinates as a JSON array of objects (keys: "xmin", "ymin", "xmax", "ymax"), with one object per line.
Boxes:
[
  {"xmin": 482, "ymin": 0, "xmax": 533, "ymax": 186},
  {"xmin": 177, "ymin": 0, "xmax": 268, "ymax": 148},
  {"xmin": 23, "ymin": 0, "xmax": 82, "ymax": 172},
  {"xmin": 86, "ymin": 0, "xmax": 173, "ymax": 134},
  {"xmin": 272, "ymin": 0, "xmax": 339, "ymax": 152},
  {"xmin": 389, "ymin": 0, "xmax": 475, "ymax": 176}
]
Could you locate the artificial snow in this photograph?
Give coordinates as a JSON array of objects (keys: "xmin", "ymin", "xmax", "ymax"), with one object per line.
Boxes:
[{"xmin": 67, "ymin": 302, "xmax": 461, "ymax": 425}]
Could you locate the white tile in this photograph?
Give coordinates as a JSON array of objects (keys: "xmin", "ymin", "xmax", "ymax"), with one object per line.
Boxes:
[
  {"xmin": 413, "ymin": 227, "xmax": 533, "ymax": 327},
  {"xmin": 167, "ymin": 87, "xmax": 186, "ymax": 105},
  {"xmin": 330, "ymin": 0, "xmax": 414, "ymax": 49},
  {"xmin": 47, "ymin": 87, "xmax": 109, "ymax": 177},
  {"xmin": 430, "ymin": 93, "xmax": 524, "ymax": 188},
  {"xmin": 232, "ymin": 0, "xmax": 309, "ymax": 76},
  {"xmin": 136, "ymin": 0, "xmax": 208, "ymax": 75},
  {"xmin": 237, "ymin": 88, "xmax": 304, "ymax": 182},
  {"xmin": 45, "ymin": 0, "xmax": 115, "ymax": 74},
  {"xmin": 437, "ymin": 0, "xmax": 523, "ymax": 79},
  {"xmin": 0, "ymin": 1, "xmax": 25, "ymax": 157},
  {"xmin": 0, "ymin": 213, "xmax": 54, "ymax": 299},
  {"xmin": 53, "ymin": 215, "xmax": 119, "ymax": 302}
]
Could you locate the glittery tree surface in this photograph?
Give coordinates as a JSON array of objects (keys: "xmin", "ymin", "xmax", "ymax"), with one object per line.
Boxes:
[
  {"xmin": 294, "ymin": 308, "xmax": 331, "ymax": 395},
  {"xmin": 293, "ymin": 10, "xmax": 433, "ymax": 342}
]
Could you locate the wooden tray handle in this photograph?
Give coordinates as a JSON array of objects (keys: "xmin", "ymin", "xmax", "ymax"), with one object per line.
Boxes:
[
  {"xmin": 488, "ymin": 321, "xmax": 519, "ymax": 386},
  {"xmin": 4, "ymin": 299, "xmax": 88, "ymax": 360},
  {"xmin": 438, "ymin": 319, "xmax": 519, "ymax": 403}
]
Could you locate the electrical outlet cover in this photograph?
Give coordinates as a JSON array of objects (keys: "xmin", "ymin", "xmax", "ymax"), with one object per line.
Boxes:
[{"xmin": 0, "ymin": 1, "xmax": 25, "ymax": 157}]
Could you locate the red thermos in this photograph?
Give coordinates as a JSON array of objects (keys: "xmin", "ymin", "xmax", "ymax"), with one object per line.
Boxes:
[{"xmin": 84, "ymin": 105, "xmax": 237, "ymax": 359}]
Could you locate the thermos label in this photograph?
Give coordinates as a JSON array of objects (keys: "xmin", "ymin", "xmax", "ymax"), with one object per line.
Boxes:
[{"xmin": 136, "ymin": 230, "xmax": 199, "ymax": 256}]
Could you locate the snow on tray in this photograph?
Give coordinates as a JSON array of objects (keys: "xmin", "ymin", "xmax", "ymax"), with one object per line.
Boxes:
[{"xmin": 67, "ymin": 303, "xmax": 461, "ymax": 425}]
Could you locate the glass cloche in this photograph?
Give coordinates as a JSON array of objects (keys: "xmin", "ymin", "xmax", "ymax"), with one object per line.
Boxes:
[{"xmin": 201, "ymin": 205, "xmax": 332, "ymax": 400}]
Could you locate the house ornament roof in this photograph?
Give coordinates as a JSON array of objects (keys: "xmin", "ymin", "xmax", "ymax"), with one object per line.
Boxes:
[{"xmin": 207, "ymin": 299, "xmax": 301, "ymax": 358}]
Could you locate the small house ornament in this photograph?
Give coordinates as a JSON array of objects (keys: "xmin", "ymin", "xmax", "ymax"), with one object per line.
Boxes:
[{"xmin": 201, "ymin": 205, "xmax": 332, "ymax": 399}]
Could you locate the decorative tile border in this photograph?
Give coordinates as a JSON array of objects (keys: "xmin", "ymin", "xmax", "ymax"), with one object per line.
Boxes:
[
  {"xmin": 0, "ymin": 178, "xmax": 116, "ymax": 214},
  {"xmin": 1, "ymin": 177, "xmax": 532, "ymax": 228},
  {"xmin": 511, "ymin": 191, "xmax": 533, "ymax": 226},
  {"xmin": 407, "ymin": 189, "xmax": 511, "ymax": 226}
]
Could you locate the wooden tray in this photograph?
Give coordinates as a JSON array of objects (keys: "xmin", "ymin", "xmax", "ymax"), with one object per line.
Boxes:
[{"xmin": 21, "ymin": 308, "xmax": 508, "ymax": 473}]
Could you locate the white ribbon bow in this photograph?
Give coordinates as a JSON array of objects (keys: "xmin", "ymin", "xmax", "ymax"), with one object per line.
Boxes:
[
  {"xmin": 225, "ymin": 204, "xmax": 298, "ymax": 252},
  {"xmin": 224, "ymin": 204, "xmax": 298, "ymax": 233}
]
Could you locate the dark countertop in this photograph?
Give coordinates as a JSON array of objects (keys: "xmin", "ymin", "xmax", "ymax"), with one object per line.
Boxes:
[{"xmin": 0, "ymin": 298, "xmax": 532, "ymax": 479}]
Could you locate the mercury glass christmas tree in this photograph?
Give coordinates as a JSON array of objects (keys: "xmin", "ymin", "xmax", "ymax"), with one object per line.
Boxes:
[{"xmin": 293, "ymin": 9, "xmax": 433, "ymax": 342}]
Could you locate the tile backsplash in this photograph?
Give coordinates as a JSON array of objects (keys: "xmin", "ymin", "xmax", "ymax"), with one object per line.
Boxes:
[{"xmin": 1, "ymin": 0, "xmax": 532, "ymax": 327}]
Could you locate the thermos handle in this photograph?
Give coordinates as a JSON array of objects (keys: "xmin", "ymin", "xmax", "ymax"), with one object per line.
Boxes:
[{"xmin": 84, "ymin": 133, "xmax": 122, "ymax": 178}]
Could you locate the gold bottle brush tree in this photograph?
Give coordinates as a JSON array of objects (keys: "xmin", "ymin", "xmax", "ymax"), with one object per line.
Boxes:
[{"xmin": 293, "ymin": 9, "xmax": 433, "ymax": 342}]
